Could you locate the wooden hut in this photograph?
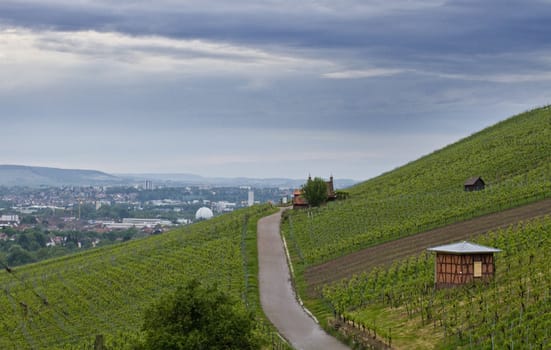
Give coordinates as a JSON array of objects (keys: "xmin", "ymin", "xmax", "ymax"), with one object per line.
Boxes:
[
  {"xmin": 464, "ymin": 176, "xmax": 485, "ymax": 191},
  {"xmin": 427, "ymin": 241, "xmax": 501, "ymax": 288},
  {"xmin": 292, "ymin": 189, "xmax": 308, "ymax": 208}
]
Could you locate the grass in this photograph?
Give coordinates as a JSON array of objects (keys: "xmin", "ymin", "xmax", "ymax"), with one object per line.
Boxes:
[
  {"xmin": 282, "ymin": 105, "xmax": 551, "ymax": 349},
  {"xmin": 284, "ymin": 106, "xmax": 551, "ymax": 266},
  {"xmin": 323, "ymin": 217, "xmax": 551, "ymax": 349},
  {"xmin": 0, "ymin": 204, "xmax": 282, "ymax": 349},
  {"xmin": 348, "ymin": 304, "xmax": 444, "ymax": 350}
]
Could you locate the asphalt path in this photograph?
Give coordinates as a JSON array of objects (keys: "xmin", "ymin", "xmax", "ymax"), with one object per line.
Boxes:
[{"xmin": 258, "ymin": 209, "xmax": 349, "ymax": 350}]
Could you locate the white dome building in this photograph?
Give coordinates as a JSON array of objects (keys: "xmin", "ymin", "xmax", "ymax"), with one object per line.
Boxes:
[{"xmin": 195, "ymin": 207, "xmax": 214, "ymax": 220}]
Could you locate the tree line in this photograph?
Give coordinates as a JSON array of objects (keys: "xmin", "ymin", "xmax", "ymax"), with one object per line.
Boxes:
[{"xmin": 0, "ymin": 226, "xmax": 141, "ymax": 267}]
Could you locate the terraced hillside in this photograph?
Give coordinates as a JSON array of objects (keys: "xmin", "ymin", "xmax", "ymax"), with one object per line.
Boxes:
[{"xmin": 0, "ymin": 204, "xmax": 278, "ymax": 349}]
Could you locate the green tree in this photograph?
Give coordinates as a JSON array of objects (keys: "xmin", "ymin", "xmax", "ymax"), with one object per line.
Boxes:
[
  {"xmin": 20, "ymin": 215, "xmax": 38, "ymax": 225},
  {"xmin": 302, "ymin": 176, "xmax": 328, "ymax": 207},
  {"xmin": 7, "ymin": 245, "xmax": 35, "ymax": 266},
  {"xmin": 140, "ymin": 279, "xmax": 261, "ymax": 350}
]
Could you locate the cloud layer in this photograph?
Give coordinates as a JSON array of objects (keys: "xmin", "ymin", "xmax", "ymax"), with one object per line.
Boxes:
[{"xmin": 1, "ymin": 0, "xmax": 550, "ymax": 180}]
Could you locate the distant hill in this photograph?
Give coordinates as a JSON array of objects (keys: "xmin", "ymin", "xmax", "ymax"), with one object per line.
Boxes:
[
  {"xmin": 120, "ymin": 173, "xmax": 357, "ymax": 189},
  {"xmin": 0, "ymin": 165, "xmax": 123, "ymax": 187},
  {"xmin": 0, "ymin": 165, "xmax": 357, "ymax": 189}
]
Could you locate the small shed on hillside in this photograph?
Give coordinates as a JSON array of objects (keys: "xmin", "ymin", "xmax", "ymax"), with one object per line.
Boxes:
[
  {"xmin": 427, "ymin": 241, "xmax": 501, "ymax": 288},
  {"xmin": 292, "ymin": 189, "xmax": 308, "ymax": 208},
  {"xmin": 464, "ymin": 176, "xmax": 485, "ymax": 191}
]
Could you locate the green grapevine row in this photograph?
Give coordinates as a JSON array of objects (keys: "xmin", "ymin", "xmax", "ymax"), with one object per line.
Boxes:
[
  {"xmin": 0, "ymin": 204, "xmax": 281, "ymax": 349},
  {"xmin": 323, "ymin": 216, "xmax": 551, "ymax": 349},
  {"xmin": 283, "ymin": 106, "xmax": 551, "ymax": 266}
]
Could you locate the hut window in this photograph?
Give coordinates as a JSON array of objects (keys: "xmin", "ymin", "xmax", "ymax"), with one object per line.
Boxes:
[{"xmin": 473, "ymin": 261, "xmax": 482, "ymax": 277}]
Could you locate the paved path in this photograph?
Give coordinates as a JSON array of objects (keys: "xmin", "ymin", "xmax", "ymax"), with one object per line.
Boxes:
[{"xmin": 258, "ymin": 209, "xmax": 349, "ymax": 350}]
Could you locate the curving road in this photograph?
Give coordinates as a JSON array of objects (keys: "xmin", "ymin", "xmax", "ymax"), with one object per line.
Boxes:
[{"xmin": 258, "ymin": 209, "xmax": 349, "ymax": 350}]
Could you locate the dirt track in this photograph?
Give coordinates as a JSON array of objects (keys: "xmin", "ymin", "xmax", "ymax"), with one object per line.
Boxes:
[{"xmin": 305, "ymin": 198, "xmax": 551, "ymax": 296}]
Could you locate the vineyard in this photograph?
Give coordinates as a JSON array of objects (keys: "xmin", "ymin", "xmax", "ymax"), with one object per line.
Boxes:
[
  {"xmin": 303, "ymin": 198, "xmax": 551, "ymax": 293},
  {"xmin": 323, "ymin": 216, "xmax": 551, "ymax": 349},
  {"xmin": 278, "ymin": 106, "xmax": 551, "ymax": 348},
  {"xmin": 0, "ymin": 204, "xmax": 282, "ymax": 349},
  {"xmin": 282, "ymin": 106, "xmax": 551, "ymax": 266},
  {"xmin": 2, "ymin": 107, "xmax": 550, "ymax": 349}
]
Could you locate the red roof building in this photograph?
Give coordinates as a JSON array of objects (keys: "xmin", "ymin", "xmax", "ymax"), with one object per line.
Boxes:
[{"xmin": 293, "ymin": 176, "xmax": 337, "ymax": 209}]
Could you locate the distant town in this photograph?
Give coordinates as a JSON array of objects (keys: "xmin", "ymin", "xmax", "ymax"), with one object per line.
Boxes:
[
  {"xmin": 0, "ymin": 182, "xmax": 294, "ymax": 266},
  {"xmin": 1, "ymin": 183, "xmax": 295, "ymax": 231}
]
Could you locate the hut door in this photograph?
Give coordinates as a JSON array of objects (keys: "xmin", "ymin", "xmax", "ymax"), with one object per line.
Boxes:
[{"xmin": 473, "ymin": 261, "xmax": 482, "ymax": 278}]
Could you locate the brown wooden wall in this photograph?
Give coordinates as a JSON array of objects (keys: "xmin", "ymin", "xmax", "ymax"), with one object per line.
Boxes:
[{"xmin": 434, "ymin": 253, "xmax": 495, "ymax": 288}]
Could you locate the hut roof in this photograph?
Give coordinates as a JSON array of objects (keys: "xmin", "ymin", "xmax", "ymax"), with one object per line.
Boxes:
[
  {"xmin": 464, "ymin": 176, "xmax": 484, "ymax": 186},
  {"xmin": 427, "ymin": 241, "xmax": 501, "ymax": 254}
]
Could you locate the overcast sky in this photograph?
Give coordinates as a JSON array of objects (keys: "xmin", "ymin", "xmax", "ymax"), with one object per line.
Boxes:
[{"xmin": 1, "ymin": 0, "xmax": 550, "ymax": 180}]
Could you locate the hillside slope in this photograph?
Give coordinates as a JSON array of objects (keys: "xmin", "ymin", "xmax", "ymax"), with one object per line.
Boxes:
[
  {"xmin": 323, "ymin": 215, "xmax": 551, "ymax": 349},
  {"xmin": 305, "ymin": 197, "xmax": 551, "ymax": 293},
  {"xmin": 282, "ymin": 105, "xmax": 551, "ymax": 349},
  {"xmin": 0, "ymin": 204, "xmax": 278, "ymax": 349},
  {"xmin": 283, "ymin": 106, "xmax": 551, "ymax": 267},
  {"xmin": 0, "ymin": 165, "xmax": 122, "ymax": 187}
]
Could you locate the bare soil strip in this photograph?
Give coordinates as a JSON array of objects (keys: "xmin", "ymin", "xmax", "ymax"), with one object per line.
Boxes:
[{"xmin": 305, "ymin": 198, "xmax": 551, "ymax": 296}]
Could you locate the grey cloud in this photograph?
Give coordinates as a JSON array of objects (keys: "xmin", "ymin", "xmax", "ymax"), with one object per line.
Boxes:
[
  {"xmin": 3, "ymin": 1, "xmax": 551, "ymax": 69},
  {"xmin": 1, "ymin": 0, "xmax": 551, "ymax": 178},
  {"xmin": 1, "ymin": 66, "xmax": 544, "ymax": 136}
]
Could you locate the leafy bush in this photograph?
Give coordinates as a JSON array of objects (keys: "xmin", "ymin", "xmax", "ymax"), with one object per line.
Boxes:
[
  {"xmin": 302, "ymin": 177, "xmax": 329, "ymax": 207},
  {"xmin": 140, "ymin": 279, "xmax": 261, "ymax": 350}
]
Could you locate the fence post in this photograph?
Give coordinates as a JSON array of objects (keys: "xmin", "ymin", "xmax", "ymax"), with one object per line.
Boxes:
[{"xmin": 94, "ymin": 335, "xmax": 104, "ymax": 350}]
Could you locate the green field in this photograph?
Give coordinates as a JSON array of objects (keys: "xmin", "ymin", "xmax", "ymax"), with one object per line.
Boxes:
[
  {"xmin": 323, "ymin": 217, "xmax": 551, "ymax": 349},
  {"xmin": 281, "ymin": 106, "xmax": 551, "ymax": 349},
  {"xmin": 0, "ymin": 204, "xmax": 281, "ymax": 349},
  {"xmin": 2, "ymin": 106, "xmax": 551, "ymax": 349},
  {"xmin": 283, "ymin": 106, "xmax": 551, "ymax": 266}
]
